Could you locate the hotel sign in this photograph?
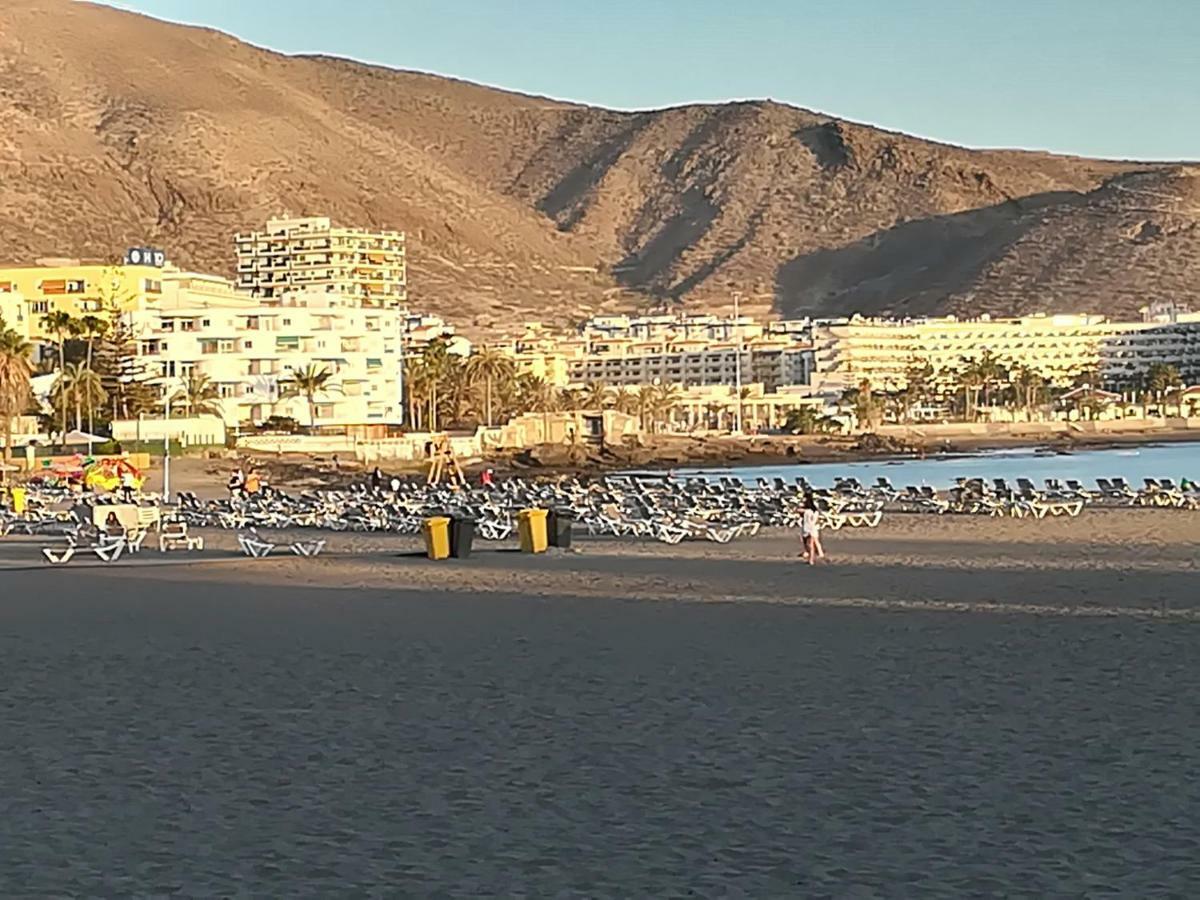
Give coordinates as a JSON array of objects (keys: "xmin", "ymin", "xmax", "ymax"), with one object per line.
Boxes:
[{"xmin": 124, "ymin": 247, "xmax": 166, "ymax": 267}]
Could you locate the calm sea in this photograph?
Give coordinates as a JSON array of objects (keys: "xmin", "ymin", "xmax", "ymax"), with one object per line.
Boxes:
[{"xmin": 683, "ymin": 442, "xmax": 1200, "ymax": 489}]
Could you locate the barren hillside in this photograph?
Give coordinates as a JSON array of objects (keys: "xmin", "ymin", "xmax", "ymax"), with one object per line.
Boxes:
[{"xmin": 1, "ymin": 0, "xmax": 1196, "ymax": 330}]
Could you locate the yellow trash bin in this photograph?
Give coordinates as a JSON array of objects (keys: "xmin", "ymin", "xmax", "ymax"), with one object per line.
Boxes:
[
  {"xmin": 11, "ymin": 486, "xmax": 27, "ymax": 517},
  {"xmin": 517, "ymin": 508, "xmax": 549, "ymax": 554},
  {"xmin": 423, "ymin": 516, "xmax": 451, "ymax": 560}
]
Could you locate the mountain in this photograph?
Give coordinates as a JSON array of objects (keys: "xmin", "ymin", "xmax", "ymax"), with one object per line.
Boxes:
[{"xmin": 1, "ymin": 0, "xmax": 1197, "ymax": 331}]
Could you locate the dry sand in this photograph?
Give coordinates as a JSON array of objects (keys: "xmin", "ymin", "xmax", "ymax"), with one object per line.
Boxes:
[
  {"xmin": 17, "ymin": 507, "xmax": 1188, "ymax": 619},
  {"xmin": 2, "ymin": 509, "xmax": 1198, "ymax": 894}
]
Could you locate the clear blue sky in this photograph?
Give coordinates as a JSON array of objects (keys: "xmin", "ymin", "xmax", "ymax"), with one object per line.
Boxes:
[{"xmin": 106, "ymin": 0, "xmax": 1197, "ymax": 161}]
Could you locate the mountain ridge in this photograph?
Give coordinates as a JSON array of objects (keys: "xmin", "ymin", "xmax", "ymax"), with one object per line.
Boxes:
[{"xmin": 1, "ymin": 0, "xmax": 1197, "ymax": 332}]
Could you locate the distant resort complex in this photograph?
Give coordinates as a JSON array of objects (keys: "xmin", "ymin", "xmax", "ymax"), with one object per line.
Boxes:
[{"xmin": 2, "ymin": 214, "xmax": 1199, "ymax": 464}]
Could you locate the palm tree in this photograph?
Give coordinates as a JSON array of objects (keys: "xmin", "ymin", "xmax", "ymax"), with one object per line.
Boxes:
[
  {"xmin": 175, "ymin": 371, "xmax": 225, "ymax": 418},
  {"xmin": 1009, "ymin": 364, "xmax": 1048, "ymax": 419},
  {"xmin": 974, "ymin": 350, "xmax": 1008, "ymax": 411},
  {"xmin": 464, "ymin": 346, "xmax": 516, "ymax": 426},
  {"xmin": 0, "ymin": 321, "xmax": 32, "ymax": 478},
  {"xmin": 652, "ymin": 383, "xmax": 682, "ymax": 432},
  {"xmin": 901, "ymin": 358, "xmax": 936, "ymax": 422},
  {"xmin": 581, "ymin": 381, "xmax": 611, "ymax": 410},
  {"xmin": 840, "ymin": 378, "xmax": 883, "ymax": 431},
  {"xmin": 40, "ymin": 310, "xmax": 75, "ymax": 444},
  {"xmin": 635, "ymin": 385, "xmax": 657, "ymax": 432},
  {"xmin": 56, "ymin": 362, "xmax": 107, "ymax": 431},
  {"xmin": 75, "ymin": 313, "xmax": 108, "ymax": 436},
  {"xmin": 1144, "ymin": 362, "xmax": 1183, "ymax": 416},
  {"xmin": 441, "ymin": 363, "xmax": 475, "ymax": 427},
  {"xmin": 515, "ymin": 374, "xmax": 557, "ymax": 441},
  {"xmin": 954, "ymin": 364, "xmax": 984, "ymax": 422},
  {"xmin": 704, "ymin": 402, "xmax": 726, "ymax": 431},
  {"xmin": 281, "ymin": 364, "xmax": 335, "ymax": 429},
  {"xmin": 611, "ymin": 387, "xmax": 637, "ymax": 416},
  {"xmin": 559, "ymin": 388, "xmax": 588, "ymax": 412},
  {"xmin": 403, "ymin": 358, "xmax": 429, "ymax": 430},
  {"xmin": 420, "ymin": 339, "xmax": 456, "ymax": 432},
  {"xmin": 783, "ymin": 406, "xmax": 841, "ymax": 435}
]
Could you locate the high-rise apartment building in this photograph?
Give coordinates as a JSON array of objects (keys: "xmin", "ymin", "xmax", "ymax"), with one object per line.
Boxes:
[{"xmin": 234, "ymin": 216, "xmax": 407, "ymax": 308}]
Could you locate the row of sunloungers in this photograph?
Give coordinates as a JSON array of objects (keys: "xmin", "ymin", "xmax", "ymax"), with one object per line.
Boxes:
[
  {"xmin": 841, "ymin": 475, "xmax": 1199, "ymax": 517},
  {"xmin": 39, "ymin": 515, "xmax": 203, "ymax": 565},
  {"xmin": 172, "ymin": 474, "xmax": 886, "ymax": 547}
]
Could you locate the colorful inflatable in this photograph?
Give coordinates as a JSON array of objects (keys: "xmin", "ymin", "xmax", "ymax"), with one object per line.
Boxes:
[{"xmin": 83, "ymin": 457, "xmax": 145, "ymax": 493}]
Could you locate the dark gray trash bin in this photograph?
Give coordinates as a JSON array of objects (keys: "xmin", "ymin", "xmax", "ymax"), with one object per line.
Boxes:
[
  {"xmin": 450, "ymin": 517, "xmax": 476, "ymax": 558},
  {"xmin": 546, "ymin": 509, "xmax": 573, "ymax": 549}
]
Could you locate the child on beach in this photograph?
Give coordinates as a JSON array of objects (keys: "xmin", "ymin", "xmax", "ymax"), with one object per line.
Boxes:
[{"xmin": 801, "ymin": 494, "xmax": 825, "ymax": 565}]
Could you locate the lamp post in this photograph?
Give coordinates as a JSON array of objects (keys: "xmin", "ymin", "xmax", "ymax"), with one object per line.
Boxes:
[
  {"xmin": 732, "ymin": 291, "xmax": 743, "ymax": 434},
  {"xmin": 162, "ymin": 385, "xmax": 171, "ymax": 503}
]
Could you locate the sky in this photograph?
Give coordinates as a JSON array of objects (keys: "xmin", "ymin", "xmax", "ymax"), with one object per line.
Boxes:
[{"xmin": 105, "ymin": 0, "xmax": 1198, "ymax": 161}]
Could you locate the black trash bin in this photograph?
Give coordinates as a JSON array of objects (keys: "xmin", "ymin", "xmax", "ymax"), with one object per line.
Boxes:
[
  {"xmin": 449, "ymin": 516, "xmax": 476, "ymax": 558},
  {"xmin": 546, "ymin": 509, "xmax": 573, "ymax": 549}
]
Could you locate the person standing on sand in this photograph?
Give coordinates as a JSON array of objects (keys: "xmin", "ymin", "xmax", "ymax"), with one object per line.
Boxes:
[
  {"xmin": 119, "ymin": 468, "xmax": 137, "ymax": 504},
  {"xmin": 227, "ymin": 468, "xmax": 245, "ymax": 501},
  {"xmin": 801, "ymin": 494, "xmax": 825, "ymax": 565}
]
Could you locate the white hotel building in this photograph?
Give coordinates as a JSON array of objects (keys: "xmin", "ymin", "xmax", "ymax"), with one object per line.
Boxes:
[
  {"xmin": 810, "ymin": 308, "xmax": 1200, "ymax": 395},
  {"xmin": 129, "ymin": 279, "xmax": 406, "ymax": 430}
]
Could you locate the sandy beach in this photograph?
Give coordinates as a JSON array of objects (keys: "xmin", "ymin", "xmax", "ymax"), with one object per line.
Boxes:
[{"xmin": 2, "ymin": 508, "xmax": 1199, "ymax": 894}]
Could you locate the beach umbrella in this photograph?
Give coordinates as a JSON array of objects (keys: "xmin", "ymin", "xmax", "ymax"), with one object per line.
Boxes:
[{"xmin": 62, "ymin": 429, "xmax": 109, "ymax": 446}]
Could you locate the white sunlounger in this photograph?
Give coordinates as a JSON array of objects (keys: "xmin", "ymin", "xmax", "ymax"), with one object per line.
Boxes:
[
  {"xmin": 290, "ymin": 539, "xmax": 326, "ymax": 557},
  {"xmin": 237, "ymin": 532, "xmax": 276, "ymax": 558},
  {"xmin": 160, "ymin": 520, "xmax": 204, "ymax": 552}
]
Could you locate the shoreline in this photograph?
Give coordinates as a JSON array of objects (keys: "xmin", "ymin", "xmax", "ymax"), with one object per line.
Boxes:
[
  {"xmin": 482, "ymin": 428, "xmax": 1200, "ymax": 478},
  {"xmin": 141, "ymin": 428, "xmax": 1200, "ymax": 497}
]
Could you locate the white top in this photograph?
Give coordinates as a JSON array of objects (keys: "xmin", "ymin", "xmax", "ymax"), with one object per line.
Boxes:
[{"xmin": 802, "ymin": 509, "xmax": 820, "ymax": 536}]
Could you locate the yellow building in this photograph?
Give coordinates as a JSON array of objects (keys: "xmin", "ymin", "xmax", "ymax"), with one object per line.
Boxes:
[
  {"xmin": 0, "ymin": 260, "xmax": 167, "ymax": 342},
  {"xmin": 234, "ymin": 216, "xmax": 407, "ymax": 308},
  {"xmin": 0, "ymin": 289, "xmax": 28, "ymax": 336}
]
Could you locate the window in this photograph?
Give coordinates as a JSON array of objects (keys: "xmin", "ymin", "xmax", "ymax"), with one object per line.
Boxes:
[
  {"xmin": 66, "ymin": 279, "xmax": 86, "ymax": 293},
  {"xmin": 32, "ymin": 301, "xmax": 49, "ymax": 313},
  {"xmin": 202, "ymin": 319, "xmax": 211, "ymax": 327},
  {"xmin": 144, "ymin": 279, "xmax": 162, "ymax": 294}
]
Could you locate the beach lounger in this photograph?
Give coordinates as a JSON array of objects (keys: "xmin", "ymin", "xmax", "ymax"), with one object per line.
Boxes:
[
  {"xmin": 124, "ymin": 527, "xmax": 149, "ymax": 553},
  {"xmin": 160, "ymin": 519, "xmax": 204, "ymax": 552},
  {"xmin": 90, "ymin": 534, "xmax": 126, "ymax": 563},
  {"xmin": 290, "ymin": 539, "xmax": 326, "ymax": 557},
  {"xmin": 237, "ymin": 532, "xmax": 276, "ymax": 558},
  {"xmin": 41, "ymin": 540, "xmax": 77, "ymax": 565}
]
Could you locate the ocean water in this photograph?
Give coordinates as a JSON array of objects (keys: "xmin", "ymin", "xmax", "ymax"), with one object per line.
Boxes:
[
  {"xmin": 2, "ymin": 571, "xmax": 1198, "ymax": 895},
  {"xmin": 685, "ymin": 441, "xmax": 1200, "ymax": 489}
]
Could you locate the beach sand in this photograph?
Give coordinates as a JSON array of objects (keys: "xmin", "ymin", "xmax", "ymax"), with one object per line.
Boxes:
[{"xmin": 2, "ymin": 509, "xmax": 1198, "ymax": 894}]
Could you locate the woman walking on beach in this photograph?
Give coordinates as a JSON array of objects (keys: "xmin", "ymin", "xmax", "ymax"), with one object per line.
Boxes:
[{"xmin": 801, "ymin": 494, "xmax": 825, "ymax": 565}]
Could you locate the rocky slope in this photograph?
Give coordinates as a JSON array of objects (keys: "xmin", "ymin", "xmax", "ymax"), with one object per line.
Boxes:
[{"xmin": 1, "ymin": 0, "xmax": 1195, "ymax": 330}]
